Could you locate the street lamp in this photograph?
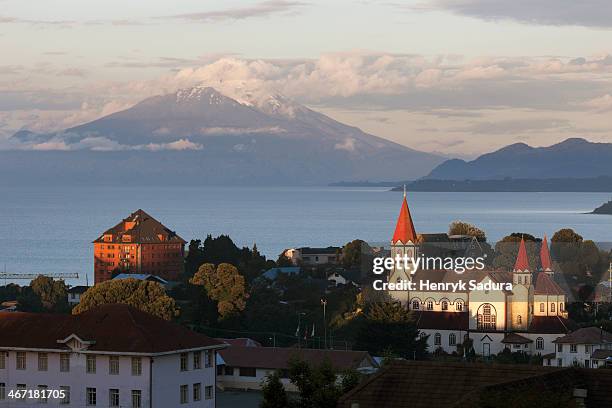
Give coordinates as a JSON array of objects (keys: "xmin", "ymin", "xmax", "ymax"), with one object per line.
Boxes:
[{"xmin": 321, "ymin": 298, "xmax": 328, "ymax": 349}]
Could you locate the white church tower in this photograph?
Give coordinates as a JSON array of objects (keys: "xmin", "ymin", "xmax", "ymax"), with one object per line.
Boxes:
[{"xmin": 388, "ymin": 187, "xmax": 419, "ymax": 304}]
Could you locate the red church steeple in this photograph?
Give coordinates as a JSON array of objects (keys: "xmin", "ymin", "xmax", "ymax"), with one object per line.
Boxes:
[
  {"xmin": 540, "ymin": 234, "xmax": 552, "ymax": 272},
  {"xmin": 392, "ymin": 187, "xmax": 417, "ymax": 244},
  {"xmin": 514, "ymin": 237, "xmax": 530, "ymax": 272}
]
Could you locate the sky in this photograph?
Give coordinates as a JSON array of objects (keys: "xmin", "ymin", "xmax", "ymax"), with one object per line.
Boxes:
[{"xmin": 2, "ymin": 0, "xmax": 612, "ymax": 157}]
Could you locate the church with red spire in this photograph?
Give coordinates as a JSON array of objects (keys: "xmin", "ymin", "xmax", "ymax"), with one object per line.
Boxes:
[{"xmin": 386, "ymin": 192, "xmax": 573, "ymax": 357}]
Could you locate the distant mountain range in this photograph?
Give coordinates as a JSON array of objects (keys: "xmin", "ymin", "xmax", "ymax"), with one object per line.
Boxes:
[
  {"xmin": 426, "ymin": 138, "xmax": 612, "ymax": 180},
  {"xmin": 0, "ymin": 87, "xmax": 443, "ymax": 186}
]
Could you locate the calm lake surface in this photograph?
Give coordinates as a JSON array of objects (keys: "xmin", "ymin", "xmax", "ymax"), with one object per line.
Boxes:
[{"xmin": 0, "ymin": 186, "xmax": 611, "ymax": 285}]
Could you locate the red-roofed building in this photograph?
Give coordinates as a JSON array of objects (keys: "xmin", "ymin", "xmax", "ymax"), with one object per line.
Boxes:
[
  {"xmin": 0, "ymin": 304, "xmax": 225, "ymax": 407},
  {"xmin": 216, "ymin": 347, "xmax": 377, "ymax": 391},
  {"xmin": 93, "ymin": 210, "xmax": 186, "ymax": 284}
]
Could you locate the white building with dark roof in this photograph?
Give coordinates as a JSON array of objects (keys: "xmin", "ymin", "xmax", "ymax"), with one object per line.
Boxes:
[
  {"xmin": 387, "ymin": 192, "xmax": 575, "ymax": 357},
  {"xmin": 0, "ymin": 304, "xmax": 225, "ymax": 407},
  {"xmin": 544, "ymin": 327, "xmax": 612, "ymax": 368}
]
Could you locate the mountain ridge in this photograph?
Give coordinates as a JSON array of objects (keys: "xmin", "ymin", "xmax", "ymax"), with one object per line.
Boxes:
[
  {"xmin": 1, "ymin": 86, "xmax": 444, "ymax": 186},
  {"xmin": 425, "ymin": 138, "xmax": 612, "ymax": 180}
]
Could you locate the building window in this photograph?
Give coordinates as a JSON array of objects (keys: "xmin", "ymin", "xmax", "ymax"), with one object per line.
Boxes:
[
  {"xmin": 540, "ymin": 303, "xmax": 545, "ymax": 312},
  {"xmin": 87, "ymin": 387, "xmax": 96, "ymax": 406},
  {"xmin": 412, "ymin": 300, "xmax": 420, "ymax": 310},
  {"xmin": 551, "ymin": 303, "xmax": 556, "ymax": 313},
  {"xmin": 86, "ymin": 355, "xmax": 96, "ymax": 373},
  {"xmin": 193, "ymin": 351, "xmax": 201, "ymax": 369},
  {"xmin": 239, "ymin": 367, "xmax": 257, "ymax": 377},
  {"xmin": 205, "ymin": 386, "xmax": 213, "ymax": 400},
  {"xmin": 455, "ymin": 301, "xmax": 463, "ymax": 311},
  {"xmin": 132, "ymin": 357, "xmax": 142, "ymax": 376},
  {"xmin": 557, "ymin": 358, "xmax": 563, "ymax": 367},
  {"xmin": 585, "ymin": 345, "xmax": 591, "ymax": 354},
  {"xmin": 517, "ymin": 315, "xmax": 522, "ymax": 325},
  {"xmin": 449, "ymin": 333, "xmax": 456, "ymax": 346},
  {"xmin": 193, "ymin": 383, "xmax": 201, "ymax": 401},
  {"xmin": 0, "ymin": 383, "xmax": 5, "ymax": 400},
  {"xmin": 131, "ymin": 390, "xmax": 141, "ymax": 408},
  {"xmin": 434, "ymin": 333, "xmax": 441, "ymax": 346},
  {"xmin": 536, "ymin": 337, "xmax": 544, "ymax": 350},
  {"xmin": 225, "ymin": 366, "xmax": 234, "ymax": 376},
  {"xmin": 60, "ymin": 386, "xmax": 70, "ymax": 405},
  {"xmin": 441, "ymin": 301, "xmax": 448, "ymax": 311},
  {"xmin": 560, "ymin": 302, "xmax": 564, "ymax": 312},
  {"xmin": 60, "ymin": 353, "xmax": 70, "ymax": 372},
  {"xmin": 38, "ymin": 385, "xmax": 48, "ymax": 403},
  {"xmin": 109, "ymin": 389, "xmax": 119, "ymax": 407},
  {"xmin": 16, "ymin": 351, "xmax": 26, "ymax": 370},
  {"xmin": 180, "ymin": 385, "xmax": 188, "ymax": 404},
  {"xmin": 427, "ymin": 301, "xmax": 434, "ymax": 311},
  {"xmin": 570, "ymin": 344, "xmax": 577, "ymax": 353},
  {"xmin": 205, "ymin": 350, "xmax": 213, "ymax": 368},
  {"xmin": 180, "ymin": 353, "xmax": 188, "ymax": 371},
  {"xmin": 477, "ymin": 304, "xmax": 497, "ymax": 330},
  {"xmin": 0, "ymin": 352, "xmax": 5, "ymax": 369},
  {"xmin": 109, "ymin": 356, "xmax": 120, "ymax": 375},
  {"xmin": 557, "ymin": 344, "xmax": 563, "ymax": 352}
]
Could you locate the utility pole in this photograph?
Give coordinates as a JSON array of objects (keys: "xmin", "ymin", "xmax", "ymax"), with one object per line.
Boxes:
[
  {"xmin": 608, "ymin": 262, "xmax": 611, "ymax": 303},
  {"xmin": 321, "ymin": 298, "xmax": 327, "ymax": 349}
]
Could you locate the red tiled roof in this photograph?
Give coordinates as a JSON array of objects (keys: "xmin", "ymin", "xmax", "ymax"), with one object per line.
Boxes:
[
  {"xmin": 93, "ymin": 209, "xmax": 186, "ymax": 244},
  {"xmin": 501, "ymin": 333, "xmax": 532, "ymax": 344},
  {"xmin": 528, "ymin": 316, "xmax": 577, "ymax": 334},
  {"xmin": 392, "ymin": 193, "xmax": 417, "ymax": 244},
  {"xmin": 540, "ymin": 235, "xmax": 552, "ymax": 271},
  {"xmin": 534, "ymin": 272, "xmax": 565, "ymax": 295},
  {"xmin": 514, "ymin": 238, "xmax": 530, "ymax": 272},
  {"xmin": 218, "ymin": 347, "xmax": 374, "ymax": 370},
  {"xmin": 553, "ymin": 327, "xmax": 612, "ymax": 344},
  {"xmin": 414, "ymin": 311, "xmax": 469, "ymax": 331},
  {"xmin": 0, "ymin": 304, "xmax": 223, "ymax": 354}
]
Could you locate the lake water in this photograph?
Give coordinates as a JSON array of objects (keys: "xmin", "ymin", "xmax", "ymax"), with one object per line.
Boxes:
[{"xmin": 0, "ymin": 186, "xmax": 611, "ymax": 285}]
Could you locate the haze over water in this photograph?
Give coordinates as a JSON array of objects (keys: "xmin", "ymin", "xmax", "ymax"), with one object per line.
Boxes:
[{"xmin": 0, "ymin": 186, "xmax": 610, "ymax": 285}]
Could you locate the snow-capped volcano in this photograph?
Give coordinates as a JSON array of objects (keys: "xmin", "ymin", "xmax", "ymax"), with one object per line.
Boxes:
[{"xmin": 3, "ymin": 87, "xmax": 444, "ymax": 185}]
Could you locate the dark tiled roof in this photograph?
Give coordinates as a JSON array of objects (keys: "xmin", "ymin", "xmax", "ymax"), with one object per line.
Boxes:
[
  {"xmin": 94, "ymin": 209, "xmax": 185, "ymax": 244},
  {"xmin": 0, "ymin": 304, "xmax": 223, "ymax": 354},
  {"xmin": 218, "ymin": 346, "xmax": 374, "ymax": 370},
  {"xmin": 414, "ymin": 311, "xmax": 469, "ymax": 330},
  {"xmin": 299, "ymin": 247, "xmax": 340, "ymax": 255},
  {"xmin": 542, "ymin": 352, "xmax": 555, "ymax": 359},
  {"xmin": 528, "ymin": 316, "xmax": 577, "ymax": 334},
  {"xmin": 338, "ymin": 361, "xmax": 567, "ymax": 408},
  {"xmin": 591, "ymin": 349, "xmax": 612, "ymax": 360},
  {"xmin": 67, "ymin": 285, "xmax": 89, "ymax": 294},
  {"xmin": 553, "ymin": 327, "xmax": 612, "ymax": 344},
  {"xmin": 534, "ymin": 272, "xmax": 565, "ymax": 295},
  {"xmin": 502, "ymin": 333, "xmax": 533, "ymax": 344}
]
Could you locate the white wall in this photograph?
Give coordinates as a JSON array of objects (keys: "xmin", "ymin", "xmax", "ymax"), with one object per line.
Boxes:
[
  {"xmin": 0, "ymin": 350, "xmax": 150, "ymax": 407},
  {"xmin": 151, "ymin": 351, "xmax": 216, "ymax": 408}
]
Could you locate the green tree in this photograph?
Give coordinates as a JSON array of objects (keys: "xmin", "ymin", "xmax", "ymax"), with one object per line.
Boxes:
[
  {"xmin": 493, "ymin": 233, "xmax": 540, "ymax": 270},
  {"xmin": 30, "ymin": 275, "xmax": 69, "ymax": 312},
  {"xmin": 191, "ymin": 263, "xmax": 248, "ymax": 320},
  {"xmin": 260, "ymin": 371, "xmax": 289, "ymax": 408},
  {"xmin": 72, "ymin": 278, "xmax": 178, "ymax": 320},
  {"xmin": 355, "ymin": 302, "xmax": 428, "ymax": 359},
  {"xmin": 449, "ymin": 221, "xmax": 487, "ymax": 241},
  {"xmin": 288, "ymin": 357, "xmax": 356, "ymax": 408}
]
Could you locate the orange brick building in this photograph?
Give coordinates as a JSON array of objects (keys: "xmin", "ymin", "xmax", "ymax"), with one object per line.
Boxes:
[{"xmin": 93, "ymin": 209, "xmax": 186, "ymax": 284}]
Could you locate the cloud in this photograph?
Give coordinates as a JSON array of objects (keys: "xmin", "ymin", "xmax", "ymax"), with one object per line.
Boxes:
[
  {"xmin": 161, "ymin": 0, "xmax": 307, "ymax": 22},
  {"xmin": 56, "ymin": 68, "xmax": 88, "ymax": 77},
  {"xmin": 11, "ymin": 134, "xmax": 203, "ymax": 152},
  {"xmin": 580, "ymin": 94, "xmax": 612, "ymax": 112},
  {"xmin": 199, "ymin": 126, "xmax": 285, "ymax": 135},
  {"xmin": 420, "ymin": 0, "xmax": 612, "ymax": 28},
  {"xmin": 334, "ymin": 137, "xmax": 357, "ymax": 152}
]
